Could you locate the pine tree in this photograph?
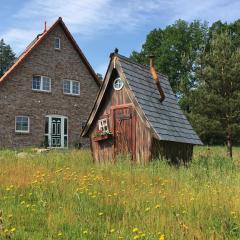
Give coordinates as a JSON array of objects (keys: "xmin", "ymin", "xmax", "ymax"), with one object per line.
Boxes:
[
  {"xmin": 0, "ymin": 39, "xmax": 16, "ymax": 77},
  {"xmin": 190, "ymin": 31, "xmax": 240, "ymax": 157}
]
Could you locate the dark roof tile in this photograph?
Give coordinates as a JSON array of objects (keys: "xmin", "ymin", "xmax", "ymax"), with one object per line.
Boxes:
[{"xmin": 117, "ymin": 54, "xmax": 202, "ymax": 145}]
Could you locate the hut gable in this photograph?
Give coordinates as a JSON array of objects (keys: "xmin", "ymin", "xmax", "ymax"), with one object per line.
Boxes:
[{"xmin": 82, "ymin": 52, "xmax": 202, "ymax": 163}]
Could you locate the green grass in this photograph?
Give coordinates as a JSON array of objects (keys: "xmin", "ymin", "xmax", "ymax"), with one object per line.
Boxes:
[{"xmin": 0, "ymin": 146, "xmax": 240, "ymax": 239}]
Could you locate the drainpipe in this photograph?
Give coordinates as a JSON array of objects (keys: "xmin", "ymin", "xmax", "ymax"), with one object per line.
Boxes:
[{"xmin": 149, "ymin": 55, "xmax": 165, "ymax": 102}]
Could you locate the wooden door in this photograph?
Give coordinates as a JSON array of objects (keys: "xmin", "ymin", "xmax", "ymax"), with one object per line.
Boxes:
[{"xmin": 114, "ymin": 107, "xmax": 135, "ymax": 160}]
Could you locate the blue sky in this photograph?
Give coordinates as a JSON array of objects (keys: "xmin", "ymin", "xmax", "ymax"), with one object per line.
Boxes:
[{"xmin": 0, "ymin": 0, "xmax": 240, "ymax": 75}]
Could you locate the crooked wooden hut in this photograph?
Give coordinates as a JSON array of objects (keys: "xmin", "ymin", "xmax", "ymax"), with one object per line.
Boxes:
[{"xmin": 82, "ymin": 51, "xmax": 202, "ymax": 164}]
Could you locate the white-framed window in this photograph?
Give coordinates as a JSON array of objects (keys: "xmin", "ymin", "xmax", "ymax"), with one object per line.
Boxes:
[
  {"xmin": 54, "ymin": 37, "xmax": 61, "ymax": 50},
  {"xmin": 113, "ymin": 77, "xmax": 124, "ymax": 90},
  {"xmin": 32, "ymin": 76, "xmax": 51, "ymax": 92},
  {"xmin": 63, "ymin": 80, "xmax": 80, "ymax": 96},
  {"xmin": 98, "ymin": 118, "xmax": 108, "ymax": 132},
  {"xmin": 15, "ymin": 116, "xmax": 30, "ymax": 133}
]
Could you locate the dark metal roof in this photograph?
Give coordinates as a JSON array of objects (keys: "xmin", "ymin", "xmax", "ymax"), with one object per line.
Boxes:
[{"xmin": 117, "ymin": 54, "xmax": 202, "ymax": 145}]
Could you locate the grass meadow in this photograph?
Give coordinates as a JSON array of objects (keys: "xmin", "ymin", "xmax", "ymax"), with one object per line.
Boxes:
[{"xmin": 0, "ymin": 146, "xmax": 240, "ymax": 239}]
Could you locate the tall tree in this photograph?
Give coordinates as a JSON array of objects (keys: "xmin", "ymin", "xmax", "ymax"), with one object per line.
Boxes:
[
  {"xmin": 189, "ymin": 31, "xmax": 240, "ymax": 157},
  {"xmin": 0, "ymin": 39, "xmax": 16, "ymax": 77},
  {"xmin": 130, "ymin": 20, "xmax": 208, "ymax": 98}
]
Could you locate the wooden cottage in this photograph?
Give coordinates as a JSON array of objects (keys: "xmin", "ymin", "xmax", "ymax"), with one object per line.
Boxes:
[{"xmin": 82, "ymin": 51, "xmax": 202, "ymax": 163}]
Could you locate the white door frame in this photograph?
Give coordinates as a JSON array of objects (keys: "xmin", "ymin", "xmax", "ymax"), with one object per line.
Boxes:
[{"xmin": 45, "ymin": 115, "xmax": 68, "ymax": 148}]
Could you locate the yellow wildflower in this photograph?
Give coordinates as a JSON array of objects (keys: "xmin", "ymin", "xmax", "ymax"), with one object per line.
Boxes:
[
  {"xmin": 132, "ymin": 227, "xmax": 139, "ymax": 233},
  {"xmin": 159, "ymin": 234, "xmax": 165, "ymax": 240},
  {"xmin": 145, "ymin": 207, "xmax": 150, "ymax": 212}
]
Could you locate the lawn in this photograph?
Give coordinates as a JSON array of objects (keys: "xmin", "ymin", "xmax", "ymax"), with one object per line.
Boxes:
[{"xmin": 0, "ymin": 146, "xmax": 240, "ymax": 239}]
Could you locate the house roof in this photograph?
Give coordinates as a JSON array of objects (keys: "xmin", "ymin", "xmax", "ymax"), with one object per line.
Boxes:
[
  {"xmin": 0, "ymin": 17, "xmax": 101, "ymax": 86},
  {"xmin": 82, "ymin": 53, "xmax": 202, "ymax": 145}
]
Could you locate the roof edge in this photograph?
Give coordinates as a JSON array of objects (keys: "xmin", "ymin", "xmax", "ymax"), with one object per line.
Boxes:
[{"xmin": 0, "ymin": 17, "xmax": 101, "ymax": 87}]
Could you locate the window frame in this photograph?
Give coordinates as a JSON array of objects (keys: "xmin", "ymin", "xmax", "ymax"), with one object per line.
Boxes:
[
  {"xmin": 98, "ymin": 118, "xmax": 109, "ymax": 132},
  {"xmin": 32, "ymin": 75, "xmax": 51, "ymax": 92},
  {"xmin": 15, "ymin": 116, "xmax": 30, "ymax": 133},
  {"xmin": 63, "ymin": 80, "xmax": 80, "ymax": 96},
  {"xmin": 113, "ymin": 77, "xmax": 124, "ymax": 90},
  {"xmin": 54, "ymin": 37, "xmax": 61, "ymax": 50}
]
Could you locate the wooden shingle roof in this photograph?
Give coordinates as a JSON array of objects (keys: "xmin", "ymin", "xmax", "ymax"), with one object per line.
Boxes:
[{"xmin": 117, "ymin": 54, "xmax": 202, "ymax": 145}]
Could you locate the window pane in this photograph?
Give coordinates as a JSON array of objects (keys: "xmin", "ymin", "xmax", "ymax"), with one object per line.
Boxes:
[
  {"xmin": 32, "ymin": 76, "xmax": 41, "ymax": 90},
  {"xmin": 98, "ymin": 119, "xmax": 108, "ymax": 132},
  {"xmin": 63, "ymin": 80, "xmax": 71, "ymax": 94},
  {"xmin": 42, "ymin": 77, "xmax": 50, "ymax": 91},
  {"xmin": 16, "ymin": 116, "xmax": 29, "ymax": 132},
  {"xmin": 72, "ymin": 81, "xmax": 80, "ymax": 95},
  {"xmin": 64, "ymin": 118, "xmax": 68, "ymax": 135},
  {"xmin": 44, "ymin": 136, "xmax": 49, "ymax": 147},
  {"xmin": 45, "ymin": 117, "xmax": 49, "ymax": 134},
  {"xmin": 55, "ymin": 38, "xmax": 60, "ymax": 49},
  {"xmin": 64, "ymin": 136, "xmax": 68, "ymax": 147}
]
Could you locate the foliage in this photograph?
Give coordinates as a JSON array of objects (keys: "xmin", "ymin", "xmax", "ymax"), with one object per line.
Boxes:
[
  {"xmin": 130, "ymin": 19, "xmax": 240, "ymax": 148},
  {"xmin": 97, "ymin": 73, "xmax": 103, "ymax": 81},
  {"xmin": 130, "ymin": 20, "xmax": 208, "ymax": 96},
  {"xmin": 188, "ymin": 30, "xmax": 240, "ymax": 154},
  {"xmin": 0, "ymin": 147, "xmax": 240, "ymax": 239},
  {"xmin": 0, "ymin": 39, "xmax": 16, "ymax": 77}
]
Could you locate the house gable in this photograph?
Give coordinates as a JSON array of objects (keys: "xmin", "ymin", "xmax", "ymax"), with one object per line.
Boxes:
[{"xmin": 0, "ymin": 17, "xmax": 100, "ymax": 87}]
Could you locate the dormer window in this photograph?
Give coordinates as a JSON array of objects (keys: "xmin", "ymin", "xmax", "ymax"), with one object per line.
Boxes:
[
  {"xmin": 32, "ymin": 76, "xmax": 51, "ymax": 92},
  {"xmin": 55, "ymin": 37, "xmax": 61, "ymax": 50}
]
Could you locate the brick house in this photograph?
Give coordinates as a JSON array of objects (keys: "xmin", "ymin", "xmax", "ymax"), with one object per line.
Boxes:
[{"xmin": 0, "ymin": 17, "xmax": 100, "ymax": 148}]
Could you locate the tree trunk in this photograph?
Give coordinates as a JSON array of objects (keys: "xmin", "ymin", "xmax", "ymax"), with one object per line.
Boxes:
[{"xmin": 227, "ymin": 128, "xmax": 232, "ymax": 158}]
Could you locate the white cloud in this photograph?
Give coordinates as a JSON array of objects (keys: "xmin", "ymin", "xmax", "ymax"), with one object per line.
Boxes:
[
  {"xmin": 14, "ymin": 0, "xmax": 167, "ymax": 36},
  {"xmin": 169, "ymin": 0, "xmax": 240, "ymax": 23},
  {"xmin": 2, "ymin": 0, "xmax": 169, "ymax": 54},
  {"xmin": 1, "ymin": 0, "xmax": 240, "ymax": 56},
  {"xmin": 0, "ymin": 28, "xmax": 36, "ymax": 54}
]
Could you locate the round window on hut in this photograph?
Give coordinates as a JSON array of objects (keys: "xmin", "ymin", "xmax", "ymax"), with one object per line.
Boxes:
[{"xmin": 113, "ymin": 77, "xmax": 124, "ymax": 90}]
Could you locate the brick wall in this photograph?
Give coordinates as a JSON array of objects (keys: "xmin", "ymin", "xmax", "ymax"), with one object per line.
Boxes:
[{"xmin": 0, "ymin": 24, "xmax": 99, "ymax": 148}]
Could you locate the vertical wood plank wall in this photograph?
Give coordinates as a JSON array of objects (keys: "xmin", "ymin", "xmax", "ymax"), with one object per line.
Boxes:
[{"xmin": 89, "ymin": 73, "xmax": 152, "ymax": 163}]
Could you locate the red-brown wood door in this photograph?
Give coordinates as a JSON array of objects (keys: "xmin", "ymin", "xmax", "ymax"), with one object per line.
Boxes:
[{"xmin": 113, "ymin": 107, "xmax": 136, "ymax": 160}]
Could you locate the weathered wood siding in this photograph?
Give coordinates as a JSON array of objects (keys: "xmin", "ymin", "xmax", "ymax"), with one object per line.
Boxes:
[
  {"xmin": 89, "ymin": 70, "xmax": 152, "ymax": 163},
  {"xmin": 151, "ymin": 138, "xmax": 193, "ymax": 164}
]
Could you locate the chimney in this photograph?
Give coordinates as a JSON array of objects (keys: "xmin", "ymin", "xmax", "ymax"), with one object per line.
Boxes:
[
  {"xmin": 149, "ymin": 55, "xmax": 165, "ymax": 102},
  {"xmin": 44, "ymin": 21, "xmax": 47, "ymax": 32}
]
